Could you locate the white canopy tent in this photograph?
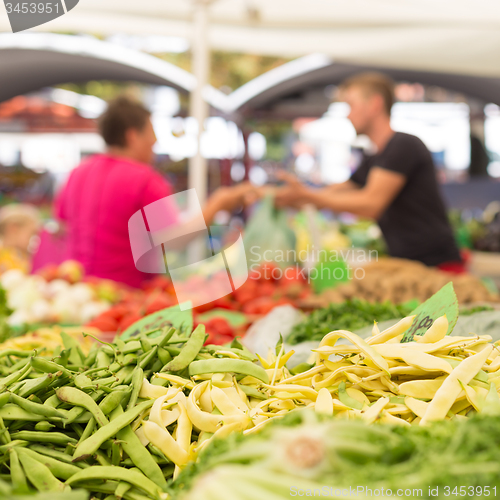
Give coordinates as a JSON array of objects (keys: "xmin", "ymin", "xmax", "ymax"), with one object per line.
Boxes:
[{"xmin": 1, "ymin": 0, "xmax": 500, "ymax": 77}]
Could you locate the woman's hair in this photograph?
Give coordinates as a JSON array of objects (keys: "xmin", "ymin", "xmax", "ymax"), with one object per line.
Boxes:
[
  {"xmin": 98, "ymin": 96, "xmax": 151, "ymax": 147},
  {"xmin": 0, "ymin": 204, "xmax": 41, "ymax": 236},
  {"xmin": 339, "ymin": 72, "xmax": 396, "ymax": 116}
]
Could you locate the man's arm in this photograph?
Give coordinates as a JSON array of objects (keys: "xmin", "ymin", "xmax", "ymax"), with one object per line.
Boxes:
[{"xmin": 275, "ymin": 167, "xmax": 406, "ymax": 220}]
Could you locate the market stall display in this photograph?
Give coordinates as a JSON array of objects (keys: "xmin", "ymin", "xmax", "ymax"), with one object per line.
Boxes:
[
  {"xmin": 0, "ymin": 282, "xmax": 500, "ymax": 498},
  {"xmin": 303, "ymin": 257, "xmax": 499, "ymax": 307},
  {"xmin": 0, "ymin": 268, "xmax": 112, "ymax": 327}
]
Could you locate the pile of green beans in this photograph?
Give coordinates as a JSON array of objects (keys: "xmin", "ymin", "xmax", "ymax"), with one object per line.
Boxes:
[{"xmin": 0, "ymin": 324, "xmax": 254, "ymax": 499}]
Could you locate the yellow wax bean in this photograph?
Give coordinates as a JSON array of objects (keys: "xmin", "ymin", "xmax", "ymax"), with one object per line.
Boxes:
[
  {"xmin": 421, "ymin": 344, "xmax": 493, "ymax": 425},
  {"xmin": 150, "ymin": 394, "xmax": 172, "ymax": 427},
  {"xmin": 263, "ymin": 384, "xmax": 319, "ymax": 401},
  {"xmin": 315, "ymin": 388, "xmax": 334, "ymax": 416},
  {"xmin": 221, "ymin": 386, "xmax": 249, "ymax": 412},
  {"xmin": 380, "ymin": 411, "xmax": 411, "ymax": 427},
  {"xmin": 161, "ymin": 407, "xmax": 181, "ymax": 428},
  {"xmin": 323, "ymin": 360, "xmax": 351, "ymax": 372},
  {"xmin": 187, "ymin": 381, "xmax": 249, "ymax": 433},
  {"xmin": 371, "ymin": 321, "xmax": 380, "ymax": 336},
  {"xmin": 386, "ymin": 405, "xmax": 413, "ymax": 417},
  {"xmin": 154, "ymin": 373, "xmax": 195, "ymax": 389},
  {"xmin": 416, "ymin": 315, "xmax": 448, "ymax": 343},
  {"xmin": 374, "ymin": 345, "xmax": 452, "ymax": 374},
  {"xmin": 346, "ymin": 388, "xmax": 370, "ymax": 405},
  {"xmin": 142, "ymin": 420, "xmax": 189, "ymax": 467},
  {"xmin": 361, "ymin": 397, "xmax": 390, "ymax": 423},
  {"xmin": 317, "ymin": 330, "xmax": 389, "ymax": 374},
  {"xmin": 269, "ymin": 400, "xmax": 296, "ymax": 411},
  {"xmin": 278, "ymin": 350, "xmax": 295, "ymax": 368},
  {"xmin": 281, "ymin": 365, "xmax": 326, "ymax": 384},
  {"xmin": 366, "ymin": 316, "xmax": 415, "ymax": 345},
  {"xmin": 389, "ymin": 366, "xmax": 430, "ymax": 377},
  {"xmin": 256, "ymin": 354, "xmax": 271, "ymax": 369},
  {"xmin": 274, "ymin": 391, "xmax": 309, "ymax": 401},
  {"xmin": 398, "ymin": 377, "xmax": 447, "ymax": 399},
  {"xmin": 135, "ymin": 426, "xmax": 149, "ymax": 447},
  {"xmin": 450, "ymin": 398, "xmax": 473, "ymax": 415},
  {"xmin": 386, "ymin": 334, "xmax": 404, "ymax": 344},
  {"xmin": 139, "ymin": 379, "xmax": 169, "ymax": 399},
  {"xmin": 176, "ymin": 404, "xmax": 192, "ymax": 453},
  {"xmin": 345, "ymin": 372, "xmax": 388, "ymax": 392},
  {"xmin": 199, "ymin": 385, "xmax": 213, "ymax": 413},
  {"xmin": 404, "ymin": 397, "xmax": 429, "ymax": 418},
  {"xmin": 210, "ymin": 386, "xmax": 245, "ymax": 416},
  {"xmin": 460, "ymin": 383, "xmax": 484, "ymax": 412}
]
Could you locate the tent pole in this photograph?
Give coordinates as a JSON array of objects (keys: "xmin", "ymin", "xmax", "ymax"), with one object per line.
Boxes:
[
  {"xmin": 189, "ymin": 0, "xmax": 211, "ymax": 207},
  {"xmin": 188, "ymin": 0, "xmax": 211, "ymax": 263}
]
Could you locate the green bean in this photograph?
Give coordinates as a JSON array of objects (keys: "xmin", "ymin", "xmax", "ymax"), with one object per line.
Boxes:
[
  {"xmin": 73, "ymin": 399, "xmax": 153, "ymax": 461},
  {"xmin": 28, "ymin": 444, "xmax": 90, "ymax": 469},
  {"xmin": 0, "ymin": 440, "xmax": 28, "ymax": 452},
  {"xmin": 99, "ymin": 390, "xmax": 129, "ymax": 415},
  {"xmin": 189, "ymin": 358, "xmax": 270, "ymax": 384},
  {"xmin": 0, "ymin": 416, "xmax": 10, "ymax": 444},
  {"xmin": 0, "ymin": 393, "xmax": 10, "ymax": 409},
  {"xmin": 79, "ymin": 417, "xmax": 95, "ymax": 444},
  {"xmin": 0, "ymin": 350, "xmax": 31, "ymax": 359},
  {"xmin": 114, "ymin": 366, "xmax": 135, "ymax": 387},
  {"xmin": 73, "ymin": 373, "xmax": 94, "ymax": 390},
  {"xmin": 126, "ymin": 367, "xmax": 143, "ymax": 411},
  {"xmin": 138, "ymin": 346, "xmax": 158, "ymax": 371},
  {"xmin": 17, "ymin": 447, "xmax": 80, "ymax": 480},
  {"xmin": 157, "ymin": 347, "xmax": 172, "ymax": 367},
  {"xmin": 112, "ymin": 406, "xmax": 167, "ymax": 490},
  {"xmin": 60, "ymin": 332, "xmax": 85, "ymax": 362},
  {"xmin": 111, "ymin": 440, "xmax": 122, "ymax": 466},
  {"xmin": 164, "ymin": 346, "xmax": 181, "ymax": 357},
  {"xmin": 84, "ymin": 346, "xmax": 98, "ymax": 367},
  {"xmin": 12, "ymin": 431, "xmax": 77, "ymax": 446},
  {"xmin": 163, "ymin": 324, "xmax": 206, "ymax": 373},
  {"xmin": 9, "ymin": 449, "xmax": 30, "ymax": 494},
  {"xmin": 10, "ymin": 393, "xmax": 66, "ymax": 419},
  {"xmin": 94, "ymin": 449, "xmax": 112, "ymax": 466},
  {"xmin": 140, "ymin": 337, "xmax": 153, "ymax": 353},
  {"xmin": 238, "ymin": 384, "xmax": 267, "ymax": 400},
  {"xmin": 56, "ymin": 387, "xmax": 109, "ymax": 427},
  {"xmin": 18, "ymin": 374, "xmax": 55, "ymax": 398},
  {"xmin": 44, "ymin": 394, "xmax": 62, "ymax": 408},
  {"xmin": 35, "ymin": 421, "xmax": 56, "ymax": 432},
  {"xmin": 18, "ymin": 450, "xmax": 65, "ymax": 492},
  {"xmin": 115, "ymin": 480, "xmax": 132, "ymax": 499},
  {"xmin": 0, "ymin": 362, "xmax": 31, "ymax": 389},
  {"xmin": 63, "ymin": 406, "xmax": 87, "ymax": 426},
  {"xmin": 66, "ymin": 466, "xmax": 162, "ymax": 498},
  {"xmin": 30, "ymin": 357, "xmax": 73, "ymax": 377},
  {"xmin": 0, "ymin": 404, "xmax": 61, "ymax": 422},
  {"xmin": 96, "ymin": 351, "xmax": 111, "ymax": 369}
]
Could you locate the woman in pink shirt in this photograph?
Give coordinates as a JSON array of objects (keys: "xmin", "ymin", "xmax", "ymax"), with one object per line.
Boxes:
[{"xmin": 56, "ymin": 97, "xmax": 253, "ymax": 288}]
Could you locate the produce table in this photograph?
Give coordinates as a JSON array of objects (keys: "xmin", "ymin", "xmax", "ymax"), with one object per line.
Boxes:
[{"xmin": 1, "ymin": 282, "xmax": 500, "ymax": 499}]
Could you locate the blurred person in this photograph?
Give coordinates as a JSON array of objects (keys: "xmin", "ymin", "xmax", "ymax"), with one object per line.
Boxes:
[
  {"xmin": 0, "ymin": 204, "xmax": 41, "ymax": 274},
  {"xmin": 275, "ymin": 73, "xmax": 463, "ymax": 271},
  {"xmin": 56, "ymin": 96, "xmax": 256, "ymax": 288}
]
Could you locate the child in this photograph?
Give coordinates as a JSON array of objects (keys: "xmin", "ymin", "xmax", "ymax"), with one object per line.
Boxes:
[{"xmin": 0, "ymin": 204, "xmax": 41, "ymax": 274}]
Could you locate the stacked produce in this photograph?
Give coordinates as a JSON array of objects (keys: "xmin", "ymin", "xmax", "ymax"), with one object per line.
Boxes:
[
  {"xmin": 0, "ymin": 269, "xmax": 111, "ymax": 327},
  {"xmin": 87, "ymin": 263, "xmax": 310, "ymax": 344},
  {"xmin": 0, "ymin": 326, "xmax": 98, "ymax": 357},
  {"xmin": 287, "ymin": 299, "xmax": 412, "ymax": 344},
  {"xmin": 305, "ymin": 257, "xmax": 499, "ymax": 306},
  {"xmin": 173, "ymin": 411, "xmax": 500, "ymax": 500}
]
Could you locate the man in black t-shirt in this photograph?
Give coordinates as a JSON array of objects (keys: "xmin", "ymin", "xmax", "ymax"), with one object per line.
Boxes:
[{"xmin": 275, "ymin": 72, "xmax": 462, "ymax": 268}]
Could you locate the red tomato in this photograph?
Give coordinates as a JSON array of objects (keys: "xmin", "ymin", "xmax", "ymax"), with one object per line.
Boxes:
[
  {"xmin": 145, "ymin": 294, "xmax": 174, "ymax": 315},
  {"xmin": 87, "ymin": 316, "xmax": 118, "ymax": 332},
  {"xmin": 118, "ymin": 313, "xmax": 143, "ymax": 331},
  {"xmin": 206, "ymin": 317, "xmax": 233, "ymax": 336}
]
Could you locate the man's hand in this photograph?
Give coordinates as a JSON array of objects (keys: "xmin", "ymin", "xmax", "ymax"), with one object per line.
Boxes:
[
  {"xmin": 209, "ymin": 182, "xmax": 262, "ymax": 213},
  {"xmin": 274, "ymin": 171, "xmax": 311, "ymax": 209}
]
